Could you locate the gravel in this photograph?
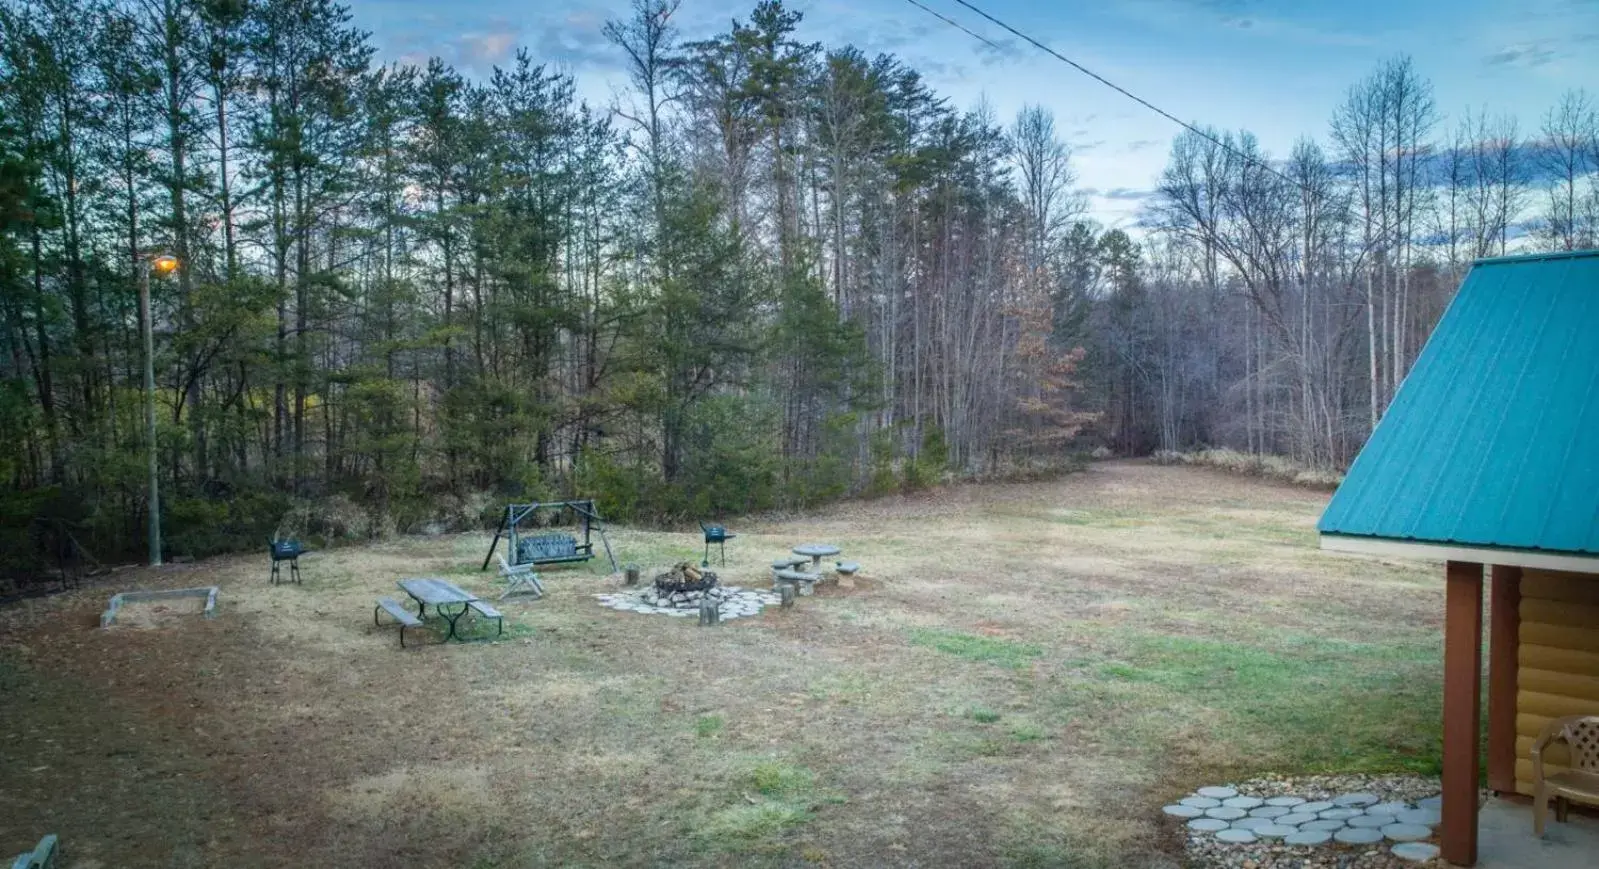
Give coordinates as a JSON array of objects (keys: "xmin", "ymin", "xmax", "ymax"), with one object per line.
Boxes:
[{"xmin": 1169, "ymin": 773, "xmax": 1452, "ymax": 868}]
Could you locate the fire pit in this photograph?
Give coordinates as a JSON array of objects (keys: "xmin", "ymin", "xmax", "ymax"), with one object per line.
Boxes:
[{"xmin": 654, "ymin": 562, "xmax": 719, "ymax": 595}]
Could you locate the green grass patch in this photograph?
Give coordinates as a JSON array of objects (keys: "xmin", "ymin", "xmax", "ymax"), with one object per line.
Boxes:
[
  {"xmin": 1008, "ymin": 721, "xmax": 1046, "ymax": 742},
  {"xmin": 750, "ymin": 762, "xmax": 814, "ymax": 797},
  {"xmin": 967, "ymin": 705, "xmax": 1002, "ymax": 723},
  {"xmin": 697, "ymin": 801, "xmax": 810, "ymax": 843},
  {"xmin": 695, "ymin": 715, "xmax": 725, "ymax": 738},
  {"xmin": 1071, "ymin": 627, "xmax": 1442, "ymax": 774},
  {"xmin": 908, "ymin": 629, "xmax": 1044, "ymax": 670}
]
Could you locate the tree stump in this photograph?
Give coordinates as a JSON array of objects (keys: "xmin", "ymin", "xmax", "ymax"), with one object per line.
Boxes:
[
  {"xmin": 699, "ymin": 596, "xmax": 721, "ymax": 626},
  {"xmin": 780, "ymin": 583, "xmax": 796, "ymax": 608},
  {"xmin": 624, "ymin": 564, "xmax": 641, "ymax": 586}
]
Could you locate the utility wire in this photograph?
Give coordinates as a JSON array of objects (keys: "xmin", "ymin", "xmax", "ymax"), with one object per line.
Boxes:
[
  {"xmin": 901, "ymin": 0, "xmax": 1006, "ymax": 53},
  {"xmin": 904, "ymin": 0, "xmax": 1304, "ymax": 191}
]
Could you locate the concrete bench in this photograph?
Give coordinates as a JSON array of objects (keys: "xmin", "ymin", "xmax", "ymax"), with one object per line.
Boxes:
[
  {"xmin": 835, "ymin": 562, "xmax": 860, "ymax": 575},
  {"xmin": 374, "ymin": 596, "xmax": 423, "ymax": 647},
  {"xmin": 771, "ymin": 556, "xmax": 809, "ymax": 570},
  {"xmin": 11, "ymin": 834, "xmax": 57, "ymax": 869},
  {"xmin": 774, "ymin": 568, "xmax": 821, "ymax": 597},
  {"xmin": 466, "ymin": 600, "xmax": 504, "ymax": 638}
]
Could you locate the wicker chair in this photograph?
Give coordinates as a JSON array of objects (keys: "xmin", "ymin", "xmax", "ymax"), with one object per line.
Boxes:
[{"xmin": 1532, "ymin": 714, "xmax": 1599, "ymax": 836}]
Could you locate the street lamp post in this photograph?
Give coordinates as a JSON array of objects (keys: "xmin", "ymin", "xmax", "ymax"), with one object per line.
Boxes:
[{"xmin": 140, "ymin": 254, "xmax": 179, "ymax": 566}]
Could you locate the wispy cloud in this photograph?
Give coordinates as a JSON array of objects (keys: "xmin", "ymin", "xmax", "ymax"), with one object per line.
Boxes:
[
  {"xmin": 1126, "ymin": 139, "xmax": 1163, "ymax": 153},
  {"xmin": 1101, "ymin": 187, "xmax": 1154, "ymax": 202},
  {"xmin": 1484, "ymin": 42, "xmax": 1559, "ymax": 68}
]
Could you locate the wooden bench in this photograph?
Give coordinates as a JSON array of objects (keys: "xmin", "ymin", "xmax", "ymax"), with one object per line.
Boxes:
[
  {"xmin": 497, "ymin": 554, "xmax": 544, "ymax": 600},
  {"xmin": 11, "ymin": 834, "xmax": 57, "ymax": 869},
  {"xmin": 467, "ymin": 600, "xmax": 504, "ymax": 638},
  {"xmin": 374, "ymin": 596, "xmax": 423, "ymax": 647}
]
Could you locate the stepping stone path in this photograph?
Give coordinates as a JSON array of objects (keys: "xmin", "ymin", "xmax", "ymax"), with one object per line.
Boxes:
[
  {"xmin": 1381, "ymin": 824, "xmax": 1432, "ymax": 842},
  {"xmin": 1335, "ymin": 827, "xmax": 1385, "ymax": 845},
  {"xmin": 1165, "ymin": 785, "xmax": 1444, "ymax": 860},
  {"xmin": 1392, "ymin": 842, "xmax": 1442, "ymax": 862}
]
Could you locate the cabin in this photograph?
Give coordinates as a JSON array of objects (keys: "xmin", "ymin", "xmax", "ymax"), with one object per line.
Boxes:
[{"xmin": 1319, "ymin": 249, "xmax": 1599, "ymax": 866}]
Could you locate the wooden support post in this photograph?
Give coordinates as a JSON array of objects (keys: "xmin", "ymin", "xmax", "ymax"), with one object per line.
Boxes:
[
  {"xmin": 1488, "ymin": 565, "xmax": 1522, "ymax": 795},
  {"xmin": 1443, "ymin": 560, "xmax": 1484, "ymax": 867},
  {"xmin": 780, "ymin": 584, "xmax": 796, "ymax": 608}
]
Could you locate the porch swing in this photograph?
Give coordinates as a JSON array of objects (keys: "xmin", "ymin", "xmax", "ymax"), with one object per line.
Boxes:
[{"xmin": 480, "ymin": 500, "xmax": 618, "ymax": 573}]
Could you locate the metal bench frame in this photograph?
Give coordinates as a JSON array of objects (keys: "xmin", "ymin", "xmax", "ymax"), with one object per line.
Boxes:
[
  {"xmin": 374, "ymin": 596, "xmax": 423, "ymax": 647},
  {"xmin": 466, "ymin": 600, "xmax": 504, "ymax": 638}
]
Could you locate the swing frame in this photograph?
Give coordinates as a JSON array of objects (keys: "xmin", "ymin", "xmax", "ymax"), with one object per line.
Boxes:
[{"xmin": 481, "ymin": 500, "xmax": 618, "ymax": 572}]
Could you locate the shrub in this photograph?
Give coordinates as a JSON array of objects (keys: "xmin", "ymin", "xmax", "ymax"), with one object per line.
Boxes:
[{"xmin": 1151, "ymin": 448, "xmax": 1344, "ymax": 490}]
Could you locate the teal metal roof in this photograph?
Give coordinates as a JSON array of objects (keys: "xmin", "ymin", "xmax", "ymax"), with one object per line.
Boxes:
[{"xmin": 1319, "ymin": 249, "xmax": 1599, "ymax": 555}]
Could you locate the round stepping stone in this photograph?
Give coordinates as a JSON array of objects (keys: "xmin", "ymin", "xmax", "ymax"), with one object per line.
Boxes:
[
  {"xmin": 1180, "ymin": 796, "xmax": 1221, "ymax": 809},
  {"xmin": 1265, "ymin": 796, "xmax": 1306, "ymax": 807},
  {"xmin": 1367, "ymin": 801, "xmax": 1409, "ymax": 816},
  {"xmin": 1392, "ymin": 842, "xmax": 1442, "ymax": 863},
  {"xmin": 1162, "ymin": 805, "xmax": 1205, "ymax": 818},
  {"xmin": 1298, "ymin": 801, "xmax": 1335, "ymax": 814},
  {"xmin": 1205, "ymin": 807, "xmax": 1248, "ymax": 821},
  {"xmin": 1319, "ymin": 808, "xmax": 1363, "ymax": 821},
  {"xmin": 1276, "ymin": 812, "xmax": 1319, "ymax": 826},
  {"xmin": 1334, "ymin": 792, "xmax": 1380, "ymax": 808},
  {"xmin": 1284, "ymin": 830, "xmax": 1333, "ymax": 846},
  {"xmin": 1254, "ymin": 824, "xmax": 1297, "ymax": 840},
  {"xmin": 1418, "ymin": 796, "xmax": 1442, "ymax": 811},
  {"xmin": 1230, "ymin": 818, "xmax": 1277, "ymax": 831},
  {"xmin": 1396, "ymin": 808, "xmax": 1441, "ymax": 827},
  {"xmin": 1347, "ymin": 814, "xmax": 1390, "ymax": 828},
  {"xmin": 1248, "ymin": 806, "xmax": 1290, "ymax": 819},
  {"xmin": 1334, "ymin": 827, "xmax": 1384, "ymax": 845},
  {"xmin": 1382, "ymin": 823, "xmax": 1432, "ymax": 842},
  {"xmin": 1222, "ymin": 796, "xmax": 1264, "ymax": 809},
  {"xmin": 1214, "ymin": 829, "xmax": 1257, "ymax": 844},
  {"xmin": 1198, "ymin": 786, "xmax": 1238, "ymax": 799},
  {"xmin": 1187, "ymin": 818, "xmax": 1230, "ymax": 832},
  {"xmin": 1302, "ymin": 819, "xmax": 1347, "ymax": 832}
]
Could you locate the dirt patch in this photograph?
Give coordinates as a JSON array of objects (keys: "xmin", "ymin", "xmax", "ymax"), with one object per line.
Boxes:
[{"xmin": 105, "ymin": 597, "xmax": 207, "ymax": 629}]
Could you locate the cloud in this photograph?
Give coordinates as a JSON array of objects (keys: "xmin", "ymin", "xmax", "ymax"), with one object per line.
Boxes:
[
  {"xmin": 1484, "ymin": 42, "xmax": 1559, "ymax": 67},
  {"xmin": 1101, "ymin": 187, "xmax": 1155, "ymax": 202},
  {"xmin": 975, "ymin": 37, "xmax": 1022, "ymax": 67},
  {"xmin": 458, "ymin": 30, "xmax": 519, "ymax": 68},
  {"xmin": 1125, "ymin": 139, "xmax": 1163, "ymax": 153}
]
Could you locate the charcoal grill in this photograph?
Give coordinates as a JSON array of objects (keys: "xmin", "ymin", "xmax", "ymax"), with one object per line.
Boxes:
[{"xmin": 699, "ymin": 522, "xmax": 735, "ymax": 567}]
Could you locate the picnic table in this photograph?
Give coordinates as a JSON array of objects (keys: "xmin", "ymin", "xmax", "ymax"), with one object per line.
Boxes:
[
  {"xmin": 398, "ymin": 577, "xmax": 480, "ymax": 641},
  {"xmin": 792, "ymin": 543, "xmax": 841, "ymax": 573}
]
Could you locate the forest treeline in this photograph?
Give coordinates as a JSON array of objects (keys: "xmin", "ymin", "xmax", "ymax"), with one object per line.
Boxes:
[{"xmin": 1, "ymin": 0, "xmax": 1595, "ymax": 565}]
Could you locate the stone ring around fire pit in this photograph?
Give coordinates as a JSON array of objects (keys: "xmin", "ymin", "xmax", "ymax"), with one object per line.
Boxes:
[{"xmin": 594, "ymin": 562, "xmax": 781, "ymax": 619}]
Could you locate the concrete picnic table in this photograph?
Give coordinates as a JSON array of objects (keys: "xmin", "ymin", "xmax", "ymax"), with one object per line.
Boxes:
[
  {"xmin": 791, "ymin": 543, "xmax": 841, "ymax": 573},
  {"xmin": 398, "ymin": 577, "xmax": 479, "ymax": 641}
]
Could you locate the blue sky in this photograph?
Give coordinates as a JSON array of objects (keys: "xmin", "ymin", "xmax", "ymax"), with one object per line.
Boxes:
[{"xmin": 352, "ymin": 0, "xmax": 1599, "ymax": 228}]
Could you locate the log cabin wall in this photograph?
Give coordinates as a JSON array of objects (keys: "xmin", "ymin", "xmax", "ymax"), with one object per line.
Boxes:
[{"xmin": 1514, "ymin": 568, "xmax": 1599, "ymax": 795}]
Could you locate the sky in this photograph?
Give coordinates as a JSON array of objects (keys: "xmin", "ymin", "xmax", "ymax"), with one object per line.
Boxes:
[{"xmin": 351, "ymin": 0, "xmax": 1599, "ymax": 229}]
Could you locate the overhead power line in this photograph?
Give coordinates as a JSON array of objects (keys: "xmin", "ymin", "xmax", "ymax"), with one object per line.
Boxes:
[
  {"xmin": 901, "ymin": 0, "xmax": 1005, "ymax": 52},
  {"xmin": 902, "ymin": 0, "xmax": 1304, "ymax": 191}
]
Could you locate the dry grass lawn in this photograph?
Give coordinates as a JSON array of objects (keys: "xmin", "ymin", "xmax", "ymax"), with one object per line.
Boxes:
[{"xmin": 0, "ymin": 461, "xmax": 1447, "ymax": 868}]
